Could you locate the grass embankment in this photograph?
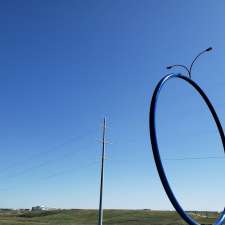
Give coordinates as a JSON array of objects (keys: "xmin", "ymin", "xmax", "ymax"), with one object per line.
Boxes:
[{"xmin": 0, "ymin": 209, "xmax": 219, "ymax": 225}]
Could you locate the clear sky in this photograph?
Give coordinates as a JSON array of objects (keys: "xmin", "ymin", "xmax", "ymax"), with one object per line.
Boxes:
[{"xmin": 0, "ymin": 0, "xmax": 225, "ymax": 211}]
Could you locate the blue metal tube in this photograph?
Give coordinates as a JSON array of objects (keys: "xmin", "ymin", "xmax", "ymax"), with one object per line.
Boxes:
[{"xmin": 149, "ymin": 73, "xmax": 225, "ymax": 225}]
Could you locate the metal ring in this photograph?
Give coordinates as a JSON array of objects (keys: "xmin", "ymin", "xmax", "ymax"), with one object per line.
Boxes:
[{"xmin": 149, "ymin": 73, "xmax": 225, "ymax": 225}]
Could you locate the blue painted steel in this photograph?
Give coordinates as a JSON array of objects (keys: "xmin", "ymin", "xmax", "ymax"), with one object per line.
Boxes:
[{"xmin": 149, "ymin": 73, "xmax": 225, "ymax": 225}]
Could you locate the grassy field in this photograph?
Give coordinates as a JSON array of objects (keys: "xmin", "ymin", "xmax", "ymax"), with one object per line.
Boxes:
[{"xmin": 0, "ymin": 209, "xmax": 218, "ymax": 225}]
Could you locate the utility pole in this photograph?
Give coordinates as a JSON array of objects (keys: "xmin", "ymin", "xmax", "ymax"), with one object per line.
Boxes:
[{"xmin": 98, "ymin": 117, "xmax": 106, "ymax": 225}]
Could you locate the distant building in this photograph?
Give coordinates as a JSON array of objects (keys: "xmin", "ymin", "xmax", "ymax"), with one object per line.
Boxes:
[
  {"xmin": 31, "ymin": 205, "xmax": 47, "ymax": 211},
  {"xmin": 19, "ymin": 209, "xmax": 30, "ymax": 212},
  {"xmin": 31, "ymin": 205, "xmax": 57, "ymax": 211}
]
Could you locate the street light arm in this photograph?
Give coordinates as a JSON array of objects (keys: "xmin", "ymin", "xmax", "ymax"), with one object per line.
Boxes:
[
  {"xmin": 167, "ymin": 47, "xmax": 212, "ymax": 79},
  {"xmin": 166, "ymin": 64, "xmax": 191, "ymax": 78},
  {"xmin": 189, "ymin": 47, "xmax": 213, "ymax": 76}
]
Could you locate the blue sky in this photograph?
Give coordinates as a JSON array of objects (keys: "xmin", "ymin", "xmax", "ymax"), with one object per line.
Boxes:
[{"xmin": 0, "ymin": 0, "xmax": 225, "ymax": 211}]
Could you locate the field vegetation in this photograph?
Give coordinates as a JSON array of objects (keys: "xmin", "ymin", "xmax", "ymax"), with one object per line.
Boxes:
[{"xmin": 0, "ymin": 209, "xmax": 218, "ymax": 225}]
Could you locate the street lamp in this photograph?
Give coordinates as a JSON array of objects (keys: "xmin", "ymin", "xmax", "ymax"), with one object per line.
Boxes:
[
  {"xmin": 149, "ymin": 73, "xmax": 225, "ymax": 225},
  {"xmin": 167, "ymin": 47, "xmax": 213, "ymax": 79}
]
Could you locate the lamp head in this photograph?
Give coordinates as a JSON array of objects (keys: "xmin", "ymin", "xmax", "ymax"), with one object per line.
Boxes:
[{"xmin": 205, "ymin": 47, "xmax": 213, "ymax": 52}]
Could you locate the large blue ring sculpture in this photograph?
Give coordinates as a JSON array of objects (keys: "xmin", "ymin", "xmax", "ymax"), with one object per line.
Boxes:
[{"xmin": 149, "ymin": 73, "xmax": 225, "ymax": 225}]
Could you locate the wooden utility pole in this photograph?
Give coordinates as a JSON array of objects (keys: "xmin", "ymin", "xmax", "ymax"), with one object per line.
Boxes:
[{"xmin": 98, "ymin": 117, "xmax": 106, "ymax": 225}]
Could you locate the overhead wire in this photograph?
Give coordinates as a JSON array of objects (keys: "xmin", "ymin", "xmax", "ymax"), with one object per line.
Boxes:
[
  {"xmin": 163, "ymin": 155, "xmax": 225, "ymax": 161},
  {"xmin": 0, "ymin": 159, "xmax": 100, "ymax": 192},
  {"xmin": 0, "ymin": 128, "xmax": 97, "ymax": 176},
  {"xmin": 0, "ymin": 128, "xmax": 98, "ymax": 181}
]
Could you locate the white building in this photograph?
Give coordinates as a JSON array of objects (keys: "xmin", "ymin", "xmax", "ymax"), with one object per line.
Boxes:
[{"xmin": 31, "ymin": 205, "xmax": 47, "ymax": 211}]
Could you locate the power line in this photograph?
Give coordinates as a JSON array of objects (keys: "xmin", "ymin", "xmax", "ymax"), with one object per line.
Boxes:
[
  {"xmin": 104, "ymin": 155, "xmax": 225, "ymax": 165},
  {"xmin": 0, "ymin": 128, "xmax": 97, "ymax": 176},
  {"xmin": 0, "ymin": 130, "xmax": 98, "ymax": 181},
  {"xmin": 163, "ymin": 155, "xmax": 225, "ymax": 161},
  {"xmin": 0, "ymin": 129, "xmax": 96, "ymax": 177},
  {"xmin": 1, "ymin": 143, "xmax": 98, "ymax": 182},
  {"xmin": 42, "ymin": 160, "xmax": 99, "ymax": 180},
  {"xmin": 0, "ymin": 160, "xmax": 100, "ymax": 192}
]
